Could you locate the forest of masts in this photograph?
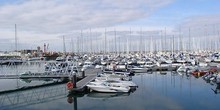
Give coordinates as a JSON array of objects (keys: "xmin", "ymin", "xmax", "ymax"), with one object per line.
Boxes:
[{"xmin": 64, "ymin": 24, "xmax": 220, "ymax": 54}]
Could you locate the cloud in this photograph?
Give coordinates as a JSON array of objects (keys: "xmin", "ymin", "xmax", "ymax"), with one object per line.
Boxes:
[
  {"xmin": 0, "ymin": 0, "xmax": 175, "ymax": 51},
  {"xmin": 176, "ymin": 14, "xmax": 220, "ymax": 38},
  {"xmin": 0, "ymin": 0, "xmax": 174, "ymax": 34},
  {"xmin": 180, "ymin": 15, "xmax": 220, "ymax": 28}
]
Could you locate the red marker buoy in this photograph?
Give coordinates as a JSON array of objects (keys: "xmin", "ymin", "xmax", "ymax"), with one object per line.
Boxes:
[{"xmin": 66, "ymin": 81, "xmax": 74, "ymax": 90}]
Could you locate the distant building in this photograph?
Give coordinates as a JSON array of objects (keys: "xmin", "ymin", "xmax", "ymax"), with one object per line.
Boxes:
[
  {"xmin": 0, "ymin": 51, "xmax": 22, "ymax": 60},
  {"xmin": 20, "ymin": 46, "xmax": 43, "ymax": 57}
]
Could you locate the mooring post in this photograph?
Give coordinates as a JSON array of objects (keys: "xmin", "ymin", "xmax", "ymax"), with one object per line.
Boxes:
[
  {"xmin": 82, "ymin": 70, "xmax": 85, "ymax": 78},
  {"xmin": 72, "ymin": 74, "xmax": 77, "ymax": 88}
]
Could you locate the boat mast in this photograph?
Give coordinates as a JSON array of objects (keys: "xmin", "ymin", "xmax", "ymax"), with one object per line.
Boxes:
[
  {"xmin": 63, "ymin": 36, "xmax": 66, "ymax": 55},
  {"xmin": 179, "ymin": 26, "xmax": 183, "ymax": 52},
  {"xmin": 90, "ymin": 28, "xmax": 93, "ymax": 54},
  {"xmin": 160, "ymin": 30, "xmax": 163, "ymax": 52},
  {"xmin": 144, "ymin": 37, "xmax": 146, "ymax": 55},
  {"xmin": 76, "ymin": 36, "xmax": 79, "ymax": 54},
  {"xmin": 118, "ymin": 32, "xmax": 120, "ymax": 55},
  {"xmin": 14, "ymin": 24, "xmax": 19, "ymax": 89},
  {"xmin": 164, "ymin": 27, "xmax": 167, "ymax": 52},
  {"xmin": 15, "ymin": 24, "xmax": 17, "ymax": 52},
  {"xmin": 104, "ymin": 28, "xmax": 106, "ymax": 54},
  {"xmin": 127, "ymin": 28, "xmax": 131, "ymax": 56},
  {"xmin": 172, "ymin": 35, "xmax": 175, "ymax": 59},
  {"xmin": 114, "ymin": 28, "xmax": 117, "ymax": 55},
  {"xmin": 188, "ymin": 27, "xmax": 191, "ymax": 52},
  {"xmin": 150, "ymin": 35, "xmax": 153, "ymax": 53},
  {"xmin": 218, "ymin": 25, "xmax": 220, "ymax": 52},
  {"xmin": 71, "ymin": 38, "xmax": 74, "ymax": 53},
  {"xmin": 140, "ymin": 27, "xmax": 142, "ymax": 55},
  {"xmin": 81, "ymin": 30, "xmax": 83, "ymax": 53}
]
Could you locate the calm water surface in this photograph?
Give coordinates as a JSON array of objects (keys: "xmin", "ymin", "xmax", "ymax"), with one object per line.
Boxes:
[{"xmin": 1, "ymin": 69, "xmax": 220, "ymax": 110}]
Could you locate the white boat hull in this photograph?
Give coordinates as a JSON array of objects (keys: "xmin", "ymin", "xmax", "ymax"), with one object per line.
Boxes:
[
  {"xmin": 94, "ymin": 78, "xmax": 138, "ymax": 87},
  {"xmin": 87, "ymin": 84, "xmax": 130, "ymax": 93},
  {"xmin": 132, "ymin": 68, "xmax": 148, "ymax": 73}
]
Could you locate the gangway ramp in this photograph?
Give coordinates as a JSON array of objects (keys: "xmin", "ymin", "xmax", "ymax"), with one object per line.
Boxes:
[
  {"xmin": 71, "ymin": 69, "xmax": 101, "ymax": 92},
  {"xmin": 74, "ymin": 74, "xmax": 97, "ymax": 91}
]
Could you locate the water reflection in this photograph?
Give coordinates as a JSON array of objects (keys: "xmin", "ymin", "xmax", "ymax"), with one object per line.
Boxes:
[
  {"xmin": 0, "ymin": 84, "xmax": 67, "ymax": 110},
  {"xmin": 1, "ymin": 70, "xmax": 220, "ymax": 110},
  {"xmin": 212, "ymin": 84, "xmax": 220, "ymax": 94},
  {"xmin": 20, "ymin": 78, "xmax": 60, "ymax": 83},
  {"xmin": 20, "ymin": 78, "xmax": 32, "ymax": 83},
  {"xmin": 89, "ymin": 92, "xmax": 130, "ymax": 98},
  {"xmin": 66, "ymin": 89, "xmax": 136, "ymax": 110},
  {"xmin": 67, "ymin": 92, "xmax": 86, "ymax": 110},
  {"xmin": 67, "ymin": 96, "xmax": 78, "ymax": 110}
]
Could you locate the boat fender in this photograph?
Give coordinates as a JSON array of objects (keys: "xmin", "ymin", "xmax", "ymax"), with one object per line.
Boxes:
[{"xmin": 67, "ymin": 81, "xmax": 74, "ymax": 90}]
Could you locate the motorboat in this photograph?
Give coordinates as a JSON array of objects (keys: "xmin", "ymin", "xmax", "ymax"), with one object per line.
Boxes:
[
  {"xmin": 191, "ymin": 70, "xmax": 207, "ymax": 77},
  {"xmin": 81, "ymin": 60, "xmax": 95, "ymax": 71},
  {"xmin": 99, "ymin": 71, "xmax": 131, "ymax": 80},
  {"xmin": 130, "ymin": 65, "xmax": 148, "ymax": 73},
  {"xmin": 86, "ymin": 81, "xmax": 131, "ymax": 93},
  {"xmin": 94, "ymin": 78, "xmax": 138, "ymax": 88},
  {"xmin": 144, "ymin": 61, "xmax": 156, "ymax": 68}
]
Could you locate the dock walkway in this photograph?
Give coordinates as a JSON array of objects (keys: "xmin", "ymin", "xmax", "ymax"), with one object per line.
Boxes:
[
  {"xmin": 70, "ymin": 69, "xmax": 101, "ymax": 92},
  {"xmin": 0, "ymin": 69, "xmax": 101, "ymax": 93},
  {"xmin": 0, "ymin": 69, "xmax": 102, "ymax": 79},
  {"xmin": 0, "ymin": 74, "xmax": 72, "ymax": 79},
  {"xmin": 73, "ymin": 74, "xmax": 97, "ymax": 91}
]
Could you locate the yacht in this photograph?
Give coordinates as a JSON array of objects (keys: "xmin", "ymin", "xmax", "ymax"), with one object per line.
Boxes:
[
  {"xmin": 86, "ymin": 81, "xmax": 130, "ymax": 93},
  {"xmin": 94, "ymin": 78, "xmax": 138, "ymax": 88}
]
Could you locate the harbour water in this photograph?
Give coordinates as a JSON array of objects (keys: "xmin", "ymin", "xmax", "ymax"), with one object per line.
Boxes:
[{"xmin": 1, "ymin": 70, "xmax": 220, "ymax": 110}]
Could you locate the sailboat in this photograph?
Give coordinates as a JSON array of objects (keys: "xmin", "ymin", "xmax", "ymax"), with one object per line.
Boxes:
[{"xmin": 3, "ymin": 24, "xmax": 23, "ymax": 65}]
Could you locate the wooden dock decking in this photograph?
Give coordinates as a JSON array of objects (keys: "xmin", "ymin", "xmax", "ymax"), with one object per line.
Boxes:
[
  {"xmin": 73, "ymin": 74, "xmax": 97, "ymax": 91},
  {"xmin": 70, "ymin": 69, "xmax": 101, "ymax": 92}
]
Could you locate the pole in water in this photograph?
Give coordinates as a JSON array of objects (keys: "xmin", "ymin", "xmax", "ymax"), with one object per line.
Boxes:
[
  {"xmin": 82, "ymin": 70, "xmax": 85, "ymax": 78},
  {"xmin": 72, "ymin": 74, "xmax": 77, "ymax": 88},
  {"xmin": 74, "ymin": 97, "xmax": 78, "ymax": 110}
]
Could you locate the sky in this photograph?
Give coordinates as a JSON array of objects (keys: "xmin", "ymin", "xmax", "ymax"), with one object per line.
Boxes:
[{"xmin": 0, "ymin": 0, "xmax": 219, "ymax": 52}]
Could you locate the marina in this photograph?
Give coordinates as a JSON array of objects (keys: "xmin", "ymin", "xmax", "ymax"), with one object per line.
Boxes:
[
  {"xmin": 0, "ymin": 53, "xmax": 220, "ymax": 110},
  {"xmin": 1, "ymin": 70, "xmax": 220, "ymax": 110},
  {"xmin": 0, "ymin": 0, "xmax": 220, "ymax": 110}
]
